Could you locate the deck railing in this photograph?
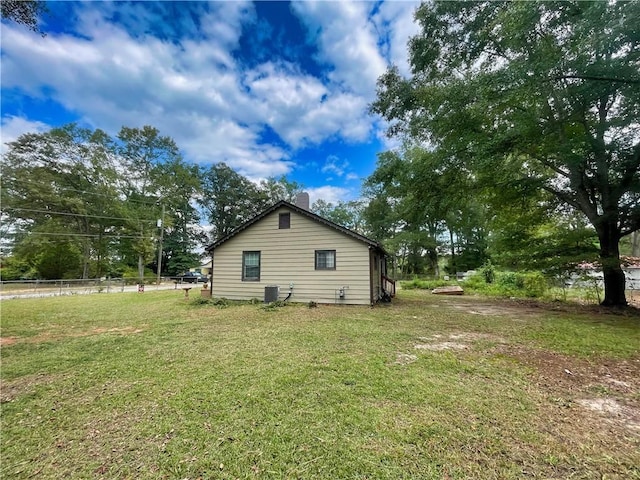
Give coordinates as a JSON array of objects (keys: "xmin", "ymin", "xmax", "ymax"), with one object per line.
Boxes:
[{"xmin": 382, "ymin": 274, "xmax": 396, "ymax": 297}]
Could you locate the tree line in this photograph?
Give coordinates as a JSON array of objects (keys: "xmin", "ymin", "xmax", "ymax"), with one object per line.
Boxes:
[
  {"xmin": 2, "ymin": 1, "xmax": 638, "ymax": 307},
  {"xmin": 368, "ymin": 0, "xmax": 639, "ymax": 307},
  {"xmin": 0, "ymin": 124, "xmax": 307, "ymax": 281}
]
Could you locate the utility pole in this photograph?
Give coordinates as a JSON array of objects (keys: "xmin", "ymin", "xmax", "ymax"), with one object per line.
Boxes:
[{"xmin": 157, "ymin": 204, "xmax": 165, "ymax": 285}]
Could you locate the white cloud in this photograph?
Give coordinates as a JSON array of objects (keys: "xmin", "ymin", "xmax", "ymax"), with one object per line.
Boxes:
[
  {"xmin": 0, "ymin": 116, "xmax": 51, "ymax": 153},
  {"xmin": 0, "ymin": 1, "xmax": 421, "ymax": 185},
  {"xmin": 372, "ymin": 1, "xmax": 421, "ymax": 76},
  {"xmin": 321, "ymin": 155, "xmax": 349, "ymax": 177},
  {"xmin": 245, "ymin": 62, "xmax": 371, "ymax": 148},
  {"xmin": 307, "ymin": 185, "xmax": 354, "ymax": 205},
  {"xmin": 292, "ymin": 1, "xmax": 387, "ymax": 97}
]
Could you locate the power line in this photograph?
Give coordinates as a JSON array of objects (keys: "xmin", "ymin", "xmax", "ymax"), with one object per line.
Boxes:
[
  {"xmin": 12, "ymin": 232, "xmax": 149, "ymax": 239},
  {"xmin": 2, "ymin": 177, "xmax": 161, "ymax": 206},
  {"xmin": 2, "ymin": 206, "xmax": 157, "ymax": 223}
]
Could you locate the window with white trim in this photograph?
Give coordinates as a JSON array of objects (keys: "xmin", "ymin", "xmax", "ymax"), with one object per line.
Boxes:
[
  {"xmin": 315, "ymin": 250, "xmax": 336, "ymax": 270},
  {"xmin": 242, "ymin": 251, "xmax": 260, "ymax": 281}
]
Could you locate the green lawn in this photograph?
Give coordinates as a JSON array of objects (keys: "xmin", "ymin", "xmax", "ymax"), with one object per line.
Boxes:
[{"xmin": 1, "ymin": 290, "xmax": 639, "ymax": 479}]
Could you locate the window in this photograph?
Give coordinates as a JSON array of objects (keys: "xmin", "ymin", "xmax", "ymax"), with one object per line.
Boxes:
[
  {"xmin": 242, "ymin": 251, "xmax": 260, "ymax": 281},
  {"xmin": 315, "ymin": 250, "xmax": 336, "ymax": 270},
  {"xmin": 279, "ymin": 212, "xmax": 290, "ymax": 229}
]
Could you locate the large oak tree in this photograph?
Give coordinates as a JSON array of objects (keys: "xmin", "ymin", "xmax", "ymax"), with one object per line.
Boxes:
[{"xmin": 372, "ymin": 0, "xmax": 640, "ymax": 306}]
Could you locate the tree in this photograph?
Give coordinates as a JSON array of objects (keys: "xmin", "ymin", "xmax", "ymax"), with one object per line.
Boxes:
[
  {"xmin": 0, "ymin": 0, "xmax": 47, "ymax": 33},
  {"xmin": 372, "ymin": 1, "xmax": 640, "ymax": 306},
  {"xmin": 199, "ymin": 163, "xmax": 262, "ymax": 241},
  {"xmin": 1, "ymin": 125, "xmax": 125, "ymax": 279},
  {"xmin": 312, "ymin": 199, "xmax": 367, "ymax": 234},
  {"xmin": 258, "ymin": 176, "xmax": 304, "ymax": 206},
  {"xmin": 117, "ymin": 126, "xmax": 182, "ymax": 280},
  {"xmin": 152, "ymin": 158, "xmax": 204, "ymax": 276}
]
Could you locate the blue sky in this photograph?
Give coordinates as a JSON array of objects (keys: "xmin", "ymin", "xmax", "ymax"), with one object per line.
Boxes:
[{"xmin": 1, "ymin": 1, "xmax": 420, "ymax": 205}]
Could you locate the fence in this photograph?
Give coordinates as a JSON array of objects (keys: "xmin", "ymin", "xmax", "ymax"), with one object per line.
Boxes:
[{"xmin": 0, "ymin": 277, "xmax": 174, "ymax": 299}]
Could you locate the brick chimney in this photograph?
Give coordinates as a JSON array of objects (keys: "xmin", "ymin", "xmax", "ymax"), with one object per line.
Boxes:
[{"xmin": 295, "ymin": 192, "xmax": 310, "ymax": 210}]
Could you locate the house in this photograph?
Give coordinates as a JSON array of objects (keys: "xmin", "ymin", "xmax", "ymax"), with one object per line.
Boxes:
[
  {"xmin": 189, "ymin": 261, "xmax": 211, "ymax": 277},
  {"xmin": 205, "ymin": 195, "xmax": 395, "ymax": 305}
]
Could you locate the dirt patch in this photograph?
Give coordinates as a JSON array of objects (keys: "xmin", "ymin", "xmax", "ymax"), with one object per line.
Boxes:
[
  {"xmin": 394, "ymin": 353, "xmax": 418, "ymax": 365},
  {"xmin": 0, "ymin": 373, "xmax": 62, "ymax": 403},
  {"xmin": 437, "ymin": 296, "xmax": 640, "ymax": 319},
  {"xmin": 576, "ymin": 398, "xmax": 640, "ymax": 431},
  {"xmin": 415, "ymin": 342, "xmax": 468, "ymax": 351},
  {"xmin": 0, "ymin": 336, "xmax": 18, "ymax": 347},
  {"xmin": 0, "ymin": 326, "xmax": 146, "ymax": 347},
  {"xmin": 414, "ymin": 332, "xmax": 504, "ymax": 351},
  {"xmin": 498, "ymin": 345, "xmax": 640, "ymax": 435}
]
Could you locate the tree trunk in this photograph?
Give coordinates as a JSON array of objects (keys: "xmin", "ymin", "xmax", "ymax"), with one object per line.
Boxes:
[{"xmin": 597, "ymin": 223, "xmax": 627, "ymax": 307}]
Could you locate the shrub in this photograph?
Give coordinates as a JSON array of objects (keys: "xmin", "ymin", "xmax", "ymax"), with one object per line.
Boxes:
[
  {"xmin": 523, "ymin": 272, "xmax": 548, "ymax": 298},
  {"xmin": 189, "ymin": 297, "xmax": 229, "ymax": 308},
  {"xmin": 480, "ymin": 261, "xmax": 495, "ymax": 284},
  {"xmin": 497, "ymin": 271, "xmax": 525, "ymax": 289},
  {"xmin": 400, "ymin": 278, "xmax": 457, "ymax": 290},
  {"xmin": 261, "ymin": 300, "xmax": 288, "ymax": 310},
  {"xmin": 462, "ymin": 273, "xmax": 487, "ymax": 291}
]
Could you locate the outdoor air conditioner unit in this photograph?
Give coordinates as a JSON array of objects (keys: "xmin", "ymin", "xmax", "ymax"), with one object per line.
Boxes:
[{"xmin": 264, "ymin": 285, "xmax": 279, "ymax": 303}]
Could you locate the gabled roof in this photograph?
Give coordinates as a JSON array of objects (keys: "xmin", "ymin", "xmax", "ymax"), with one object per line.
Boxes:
[{"xmin": 205, "ymin": 200, "xmax": 386, "ymax": 254}]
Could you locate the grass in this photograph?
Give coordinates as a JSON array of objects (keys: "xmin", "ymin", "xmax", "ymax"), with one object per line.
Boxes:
[{"xmin": 1, "ymin": 290, "xmax": 639, "ymax": 479}]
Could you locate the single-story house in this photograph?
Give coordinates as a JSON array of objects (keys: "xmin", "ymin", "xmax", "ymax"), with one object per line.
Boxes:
[
  {"xmin": 205, "ymin": 196, "xmax": 395, "ymax": 305},
  {"xmin": 189, "ymin": 261, "xmax": 211, "ymax": 277}
]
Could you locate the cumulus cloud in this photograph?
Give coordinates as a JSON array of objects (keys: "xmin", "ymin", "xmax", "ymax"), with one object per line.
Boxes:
[
  {"xmin": 307, "ymin": 185, "xmax": 354, "ymax": 205},
  {"xmin": 372, "ymin": 1, "xmax": 421, "ymax": 76},
  {"xmin": 321, "ymin": 155, "xmax": 349, "ymax": 177},
  {"xmin": 0, "ymin": 116, "xmax": 51, "ymax": 153},
  {"xmin": 0, "ymin": 1, "xmax": 420, "ymax": 185},
  {"xmin": 292, "ymin": 1, "xmax": 387, "ymax": 97}
]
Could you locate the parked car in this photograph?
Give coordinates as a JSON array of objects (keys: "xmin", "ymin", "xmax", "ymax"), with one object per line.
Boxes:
[{"xmin": 170, "ymin": 272, "xmax": 208, "ymax": 283}]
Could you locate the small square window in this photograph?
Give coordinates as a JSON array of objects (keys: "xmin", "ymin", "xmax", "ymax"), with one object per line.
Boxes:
[
  {"xmin": 315, "ymin": 250, "xmax": 336, "ymax": 270},
  {"xmin": 279, "ymin": 212, "xmax": 290, "ymax": 229},
  {"xmin": 242, "ymin": 251, "xmax": 260, "ymax": 281}
]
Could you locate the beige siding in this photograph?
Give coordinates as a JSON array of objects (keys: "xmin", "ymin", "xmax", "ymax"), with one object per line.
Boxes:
[{"xmin": 211, "ymin": 207, "xmax": 372, "ymax": 304}]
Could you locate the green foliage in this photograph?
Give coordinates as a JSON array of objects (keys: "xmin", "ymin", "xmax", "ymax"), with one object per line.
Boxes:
[
  {"xmin": 190, "ymin": 296, "xmax": 229, "ymax": 308},
  {"xmin": 463, "ymin": 270, "xmax": 549, "ymax": 299},
  {"xmin": 121, "ymin": 267, "xmax": 155, "ymax": 284},
  {"xmin": 480, "ymin": 261, "xmax": 495, "ymax": 284},
  {"xmin": 400, "ymin": 278, "xmax": 456, "ymax": 290},
  {"xmin": 523, "ymin": 272, "xmax": 549, "ymax": 298},
  {"xmin": 372, "ymin": 0, "xmax": 640, "ymax": 306},
  {"xmin": 362, "ymin": 147, "xmax": 489, "ymax": 277},
  {"xmin": 312, "ymin": 199, "xmax": 367, "ymax": 234},
  {"xmin": 1, "ymin": 124, "xmax": 207, "ymax": 281},
  {"xmin": 0, "ymin": 0, "xmax": 47, "ymax": 33},
  {"xmin": 261, "ymin": 300, "xmax": 289, "ymax": 310},
  {"xmin": 0, "ymin": 256, "xmax": 37, "ymax": 280}
]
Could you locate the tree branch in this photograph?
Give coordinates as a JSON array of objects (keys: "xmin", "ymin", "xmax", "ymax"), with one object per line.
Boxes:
[{"xmin": 552, "ymin": 75, "xmax": 640, "ymax": 85}]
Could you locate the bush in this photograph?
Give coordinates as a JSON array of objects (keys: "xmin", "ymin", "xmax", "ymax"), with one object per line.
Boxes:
[
  {"xmin": 121, "ymin": 267, "xmax": 155, "ymax": 285},
  {"xmin": 523, "ymin": 272, "xmax": 548, "ymax": 298},
  {"xmin": 400, "ymin": 278, "xmax": 457, "ymax": 290},
  {"xmin": 463, "ymin": 270, "xmax": 548, "ymax": 299},
  {"xmin": 261, "ymin": 300, "xmax": 289, "ymax": 310},
  {"xmin": 480, "ymin": 261, "xmax": 495, "ymax": 284},
  {"xmin": 497, "ymin": 271, "xmax": 525, "ymax": 289},
  {"xmin": 189, "ymin": 297, "xmax": 229, "ymax": 308},
  {"xmin": 461, "ymin": 273, "xmax": 487, "ymax": 291}
]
